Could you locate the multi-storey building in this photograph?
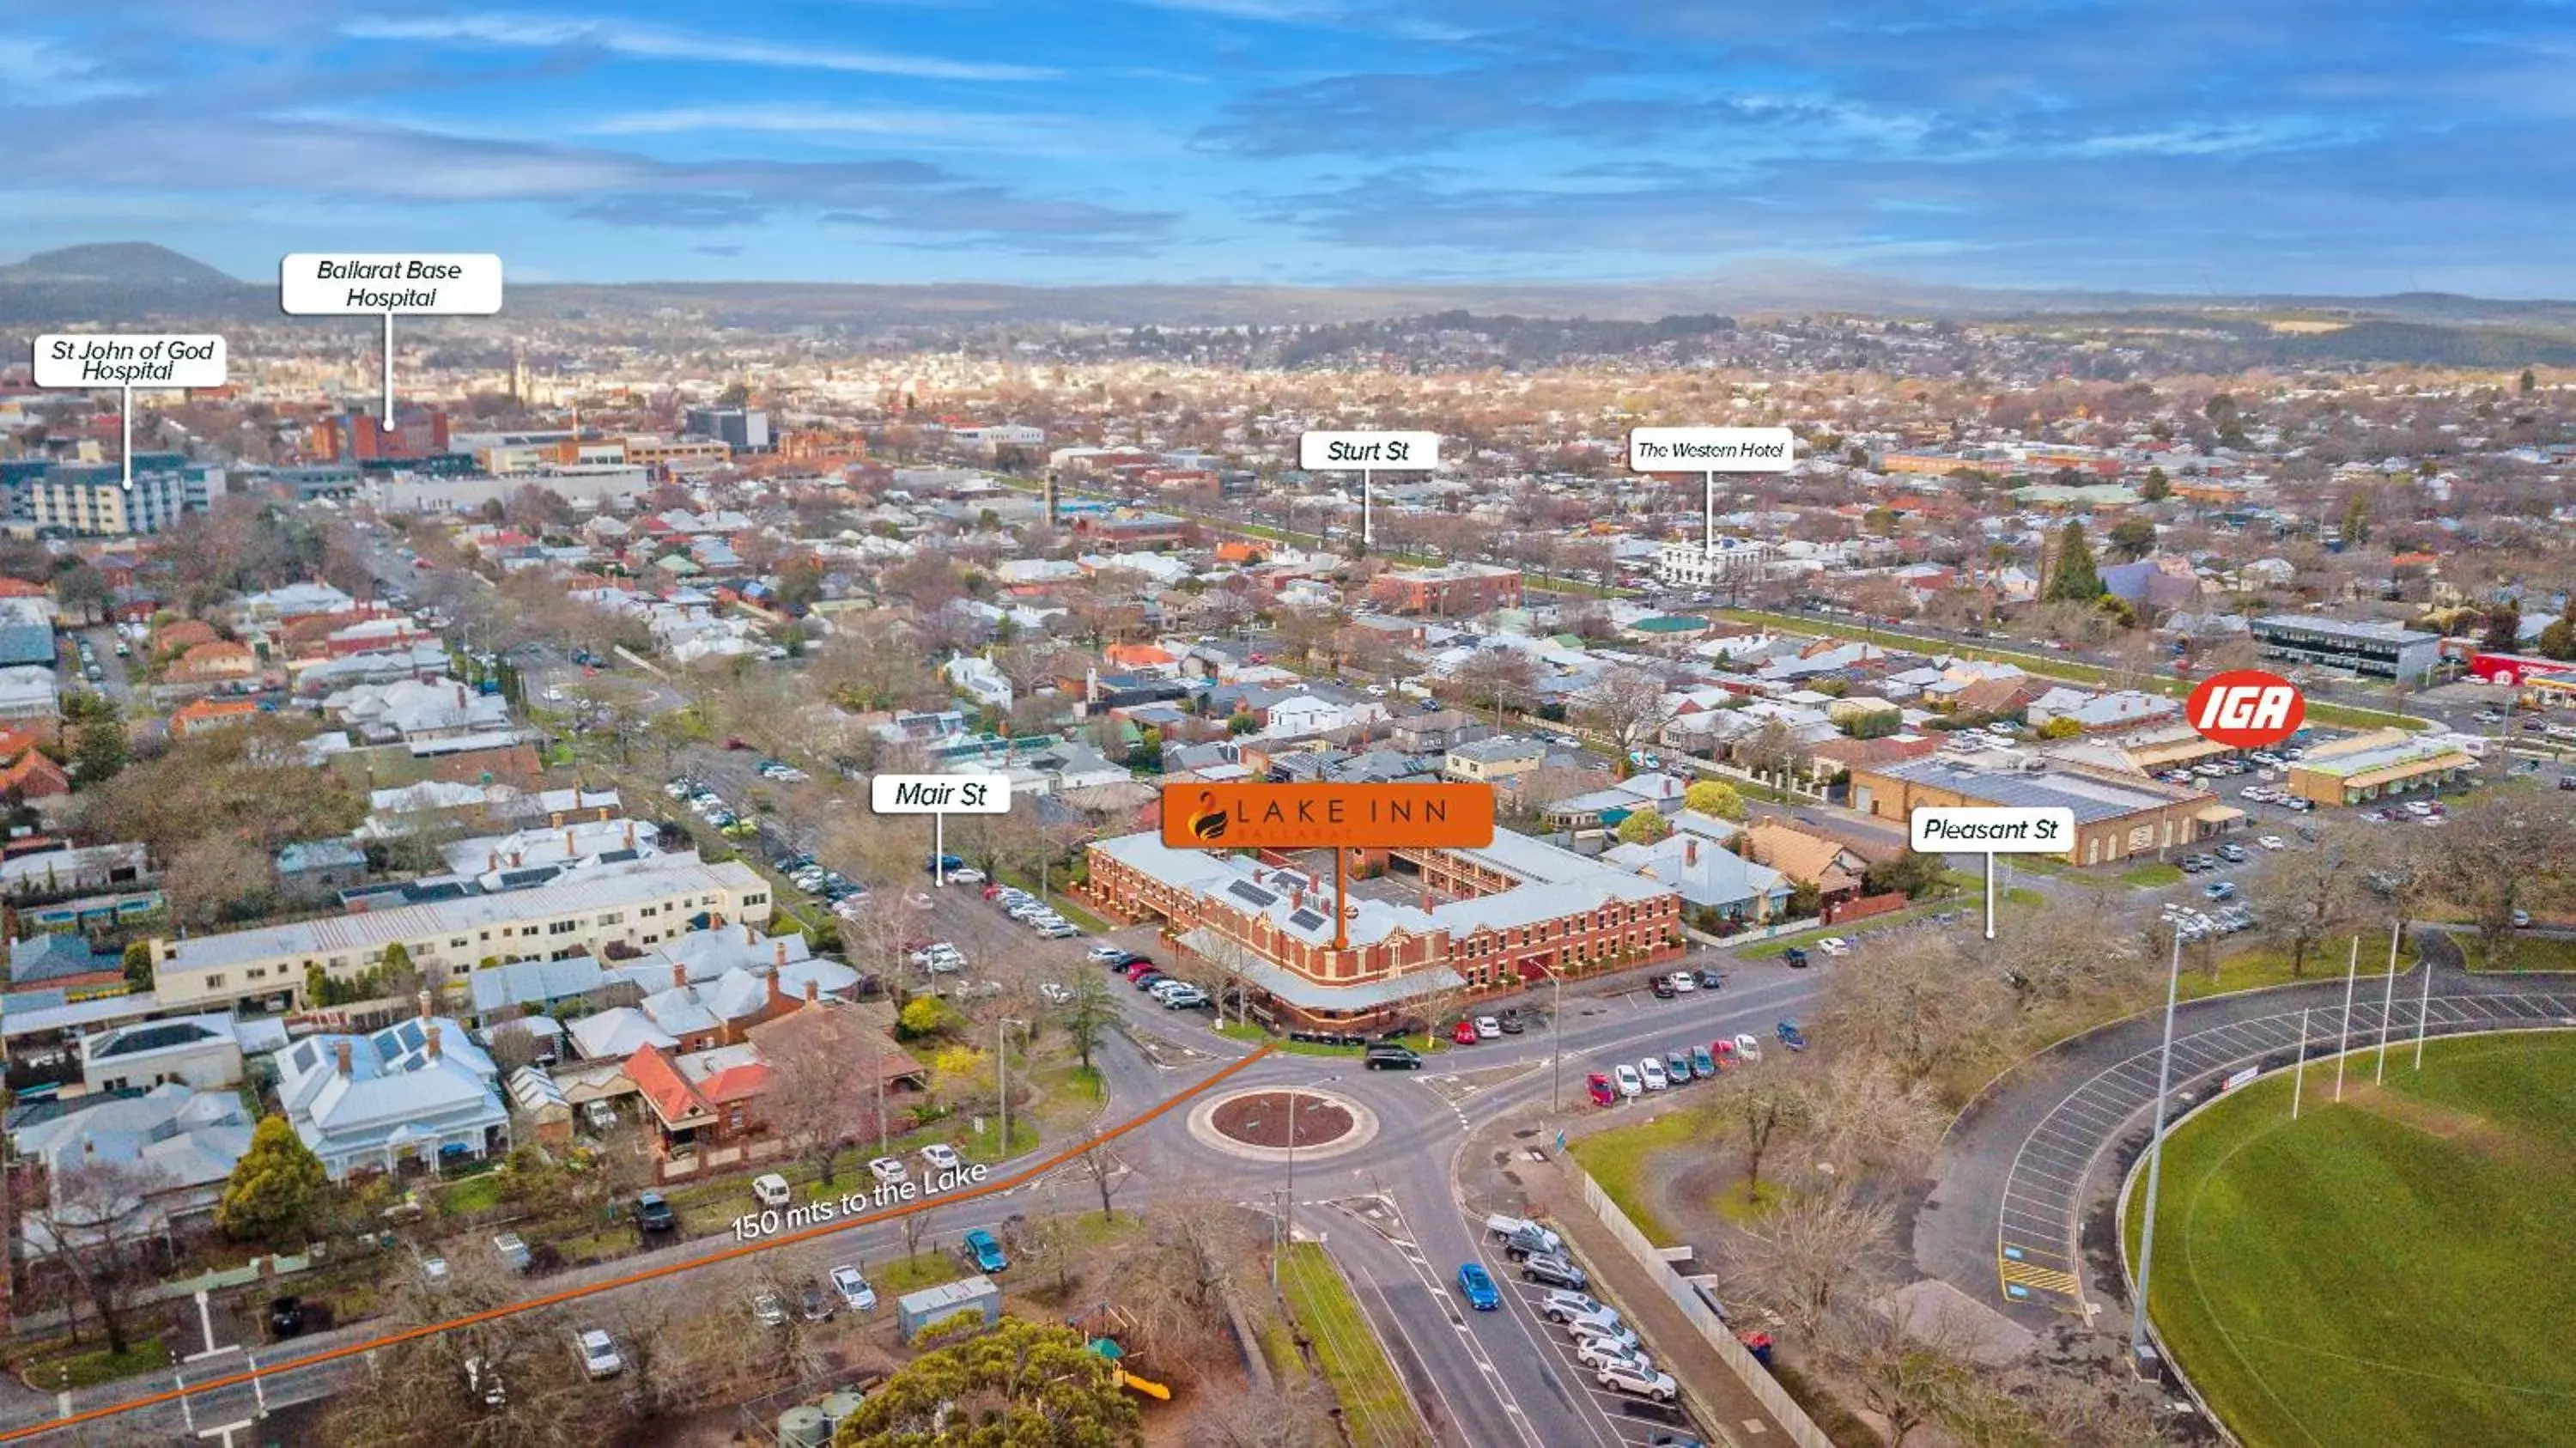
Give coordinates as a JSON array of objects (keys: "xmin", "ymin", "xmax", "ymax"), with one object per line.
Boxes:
[
  {"xmin": 1652, "ymin": 537, "xmax": 1777, "ymax": 589},
  {"xmin": 1366, "ymin": 562, "xmax": 1523, "ymax": 617},
  {"xmin": 0, "ymin": 453, "xmax": 214, "ymax": 536},
  {"xmin": 2251, "ymin": 614, "xmax": 2443, "ymax": 684},
  {"xmin": 150, "ymin": 855, "xmax": 771, "ymax": 1013},
  {"xmin": 1083, "ymin": 830, "xmax": 1680, "ymax": 1030}
]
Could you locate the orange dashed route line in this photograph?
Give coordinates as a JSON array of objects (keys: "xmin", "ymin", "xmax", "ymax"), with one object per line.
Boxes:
[{"xmin": 2, "ymin": 1044, "xmax": 1276, "ymax": 1444}]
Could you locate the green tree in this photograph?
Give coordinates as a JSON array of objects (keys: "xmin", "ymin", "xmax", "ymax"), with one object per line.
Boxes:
[
  {"xmin": 2041, "ymin": 520, "xmax": 2105, "ymax": 603},
  {"xmin": 2482, "ymin": 605, "xmax": 2522, "ymax": 654},
  {"xmin": 2342, "ymin": 490, "xmax": 2372, "ymax": 546},
  {"xmin": 1225, "ymin": 710, "xmax": 1258, "ymax": 736},
  {"xmin": 2537, "ymin": 604, "xmax": 2576, "ymax": 662},
  {"xmin": 1683, "ymin": 780, "xmax": 1747, "ymax": 820},
  {"xmin": 63, "ymin": 693, "xmax": 127, "ymax": 783},
  {"xmin": 2038, "ymin": 715, "xmax": 2083, "ymax": 739},
  {"xmin": 715, "ymin": 380, "xmax": 752, "ymax": 407},
  {"xmin": 2520, "ymin": 368, "xmax": 2538, "ymax": 393},
  {"xmin": 1054, "ymin": 967, "xmax": 1119, "ymax": 1074},
  {"xmin": 121, "ymin": 940, "xmax": 154, "ymax": 990},
  {"xmin": 1615, "ymin": 809, "xmax": 1674, "ymax": 845},
  {"xmin": 2138, "ymin": 465, "xmax": 2171, "ymax": 502},
  {"xmin": 216, "ymin": 1116, "xmax": 329, "ymax": 1248},
  {"xmin": 1861, "ymin": 849, "xmax": 1950, "ymax": 900},
  {"xmin": 2105, "ymin": 518, "xmax": 2158, "ymax": 563},
  {"xmin": 897, "ymin": 996, "xmax": 955, "ymax": 1040},
  {"xmin": 833, "ymin": 1317, "xmax": 1140, "ymax": 1446}
]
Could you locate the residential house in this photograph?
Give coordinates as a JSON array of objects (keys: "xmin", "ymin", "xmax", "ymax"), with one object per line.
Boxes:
[
  {"xmin": 12, "ymin": 1085, "xmax": 254, "ymax": 1255},
  {"xmin": 79, "ymin": 1013, "xmax": 244, "ymax": 1092},
  {"xmin": 271, "ymin": 1002, "xmax": 511, "ymax": 1181}
]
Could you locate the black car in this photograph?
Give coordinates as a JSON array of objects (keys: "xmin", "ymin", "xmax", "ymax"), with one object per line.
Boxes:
[
  {"xmin": 1649, "ymin": 976, "xmax": 1677, "ymax": 1000},
  {"xmin": 1497, "ymin": 1012, "xmax": 1527, "ymax": 1035},
  {"xmin": 268, "ymin": 1296, "xmax": 307, "ymax": 1340},
  {"xmin": 1364, "ymin": 1043, "xmax": 1423, "ymax": 1071},
  {"xmin": 1781, "ymin": 947, "xmax": 1810, "ymax": 969},
  {"xmin": 1133, "ymin": 970, "xmax": 1167, "ymax": 991},
  {"xmin": 1694, "ymin": 968, "xmax": 1725, "ymax": 989},
  {"xmin": 633, "ymin": 1191, "xmax": 677, "ymax": 1234},
  {"xmin": 796, "ymin": 1278, "xmax": 835, "ymax": 1323},
  {"xmin": 1520, "ymin": 1252, "xmax": 1588, "ymax": 1290},
  {"xmin": 2561, "ymin": 776, "xmax": 2576, "ymax": 792}
]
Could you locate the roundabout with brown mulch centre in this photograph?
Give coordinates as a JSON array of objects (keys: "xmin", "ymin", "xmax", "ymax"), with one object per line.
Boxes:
[{"xmin": 1210, "ymin": 1089, "xmax": 1355, "ymax": 1149}]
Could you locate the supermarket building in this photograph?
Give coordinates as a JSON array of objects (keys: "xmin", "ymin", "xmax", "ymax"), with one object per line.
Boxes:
[
  {"xmin": 1083, "ymin": 830, "xmax": 1682, "ymax": 1030},
  {"xmin": 2285, "ymin": 729, "xmax": 2480, "ymax": 806}
]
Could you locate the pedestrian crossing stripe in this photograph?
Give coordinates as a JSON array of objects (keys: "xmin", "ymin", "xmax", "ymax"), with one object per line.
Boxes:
[{"xmin": 1998, "ymin": 1257, "xmax": 2080, "ymax": 1297}]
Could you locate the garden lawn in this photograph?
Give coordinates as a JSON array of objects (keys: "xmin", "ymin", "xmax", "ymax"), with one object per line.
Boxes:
[{"xmin": 2125, "ymin": 1033, "xmax": 2576, "ymax": 1448}]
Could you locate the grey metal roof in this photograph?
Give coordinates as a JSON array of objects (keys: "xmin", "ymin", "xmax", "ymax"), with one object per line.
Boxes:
[{"xmin": 1877, "ymin": 757, "xmax": 2195, "ymax": 824}]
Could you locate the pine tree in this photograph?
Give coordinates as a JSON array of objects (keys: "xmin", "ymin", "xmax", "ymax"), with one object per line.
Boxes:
[
  {"xmin": 2139, "ymin": 465, "xmax": 2171, "ymax": 502},
  {"xmin": 216, "ymin": 1116, "xmax": 329, "ymax": 1248},
  {"xmin": 2042, "ymin": 520, "xmax": 2105, "ymax": 603}
]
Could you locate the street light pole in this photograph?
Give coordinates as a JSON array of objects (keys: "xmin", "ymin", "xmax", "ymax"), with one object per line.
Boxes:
[
  {"xmin": 996, "ymin": 1018, "xmax": 1026, "ymax": 1159},
  {"xmin": 2129, "ymin": 930, "xmax": 2184, "ymax": 1371}
]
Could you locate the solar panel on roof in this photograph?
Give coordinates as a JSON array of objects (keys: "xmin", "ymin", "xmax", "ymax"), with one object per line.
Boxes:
[
  {"xmin": 398, "ymin": 1021, "xmax": 426, "ymax": 1051},
  {"xmin": 1226, "ymin": 880, "xmax": 1279, "ymax": 908},
  {"xmin": 1286, "ymin": 909, "xmax": 1328, "ymax": 933},
  {"xmin": 291, "ymin": 1041, "xmax": 317, "ymax": 1073}
]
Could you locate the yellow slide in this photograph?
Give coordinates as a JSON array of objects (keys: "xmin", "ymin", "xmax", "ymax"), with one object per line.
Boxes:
[{"xmin": 1115, "ymin": 1370, "xmax": 1172, "ymax": 1401}]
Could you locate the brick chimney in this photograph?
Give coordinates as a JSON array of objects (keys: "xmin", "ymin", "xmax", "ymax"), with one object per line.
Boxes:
[
  {"xmin": 416, "ymin": 989, "xmax": 433, "ymax": 1021},
  {"xmin": 805, "ymin": 979, "xmax": 819, "ymax": 1003},
  {"xmin": 334, "ymin": 1039, "xmax": 353, "ymax": 1076},
  {"xmin": 1686, "ymin": 838, "xmax": 1699, "ymax": 867},
  {"xmin": 774, "ymin": 940, "xmax": 787, "ymax": 967},
  {"xmin": 426, "ymin": 1025, "xmax": 443, "ymax": 1062},
  {"xmin": 564, "ymin": 827, "xmax": 575, "ymax": 855},
  {"xmin": 623, "ymin": 820, "xmax": 636, "ymax": 850},
  {"xmin": 672, "ymin": 961, "xmax": 689, "ymax": 992},
  {"xmin": 1290, "ymin": 885, "xmax": 1305, "ymax": 910}
]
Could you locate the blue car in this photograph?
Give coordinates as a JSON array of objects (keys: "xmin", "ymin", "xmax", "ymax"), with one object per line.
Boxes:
[
  {"xmin": 1456, "ymin": 1262, "xmax": 1500, "ymax": 1311},
  {"xmin": 963, "ymin": 1228, "xmax": 1009, "ymax": 1274},
  {"xmin": 1777, "ymin": 1020, "xmax": 1808, "ymax": 1052}
]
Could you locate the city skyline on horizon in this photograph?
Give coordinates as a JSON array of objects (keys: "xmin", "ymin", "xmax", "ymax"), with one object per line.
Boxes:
[{"xmin": 4, "ymin": 1, "xmax": 2574, "ymax": 295}]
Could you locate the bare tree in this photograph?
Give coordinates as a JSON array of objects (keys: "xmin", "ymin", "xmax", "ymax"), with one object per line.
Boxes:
[
  {"xmin": 1806, "ymin": 1059, "xmax": 1949, "ymax": 1183},
  {"xmin": 1056, "ymin": 958, "xmax": 1121, "ymax": 1074},
  {"xmin": 1698, "ymin": 1073, "xmax": 1816, "ymax": 1205},
  {"xmin": 2414, "ymin": 788, "xmax": 2576, "ymax": 952},
  {"xmin": 1182, "ymin": 1378, "xmax": 1342, "ymax": 1448},
  {"xmin": 1724, "ymin": 1189, "xmax": 1897, "ymax": 1337},
  {"xmin": 1577, "ymin": 666, "xmax": 1680, "ymax": 769},
  {"xmin": 1076, "ymin": 1141, "xmax": 1132, "ymax": 1220},
  {"xmin": 1817, "ymin": 1299, "xmax": 1982, "ymax": 1448},
  {"xmin": 23, "ymin": 1158, "xmax": 167, "ymax": 1356},
  {"xmin": 2251, "ymin": 823, "xmax": 2369, "ymax": 978},
  {"xmin": 754, "ymin": 1004, "xmax": 890, "ymax": 1187},
  {"xmin": 1816, "ymin": 933, "xmax": 2009, "ymax": 1086}
]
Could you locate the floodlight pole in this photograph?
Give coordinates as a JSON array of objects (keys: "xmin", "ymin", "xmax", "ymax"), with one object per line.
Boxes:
[
  {"xmin": 2414, "ymin": 920, "xmax": 2435, "ymax": 1070},
  {"xmin": 2375, "ymin": 917, "xmax": 2401, "ymax": 1084},
  {"xmin": 2129, "ymin": 930, "xmax": 2184, "ymax": 1367},
  {"xmin": 2335, "ymin": 937, "xmax": 2359, "ymax": 1104}
]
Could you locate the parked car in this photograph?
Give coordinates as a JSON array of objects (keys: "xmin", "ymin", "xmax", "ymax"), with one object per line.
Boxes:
[
  {"xmin": 1638, "ymin": 1056, "xmax": 1669, "ymax": 1091},
  {"xmin": 830, "ymin": 1264, "xmax": 877, "ymax": 1311},
  {"xmin": 1666, "ymin": 970, "xmax": 1697, "ymax": 994},
  {"xmin": 751, "ymin": 1173, "xmax": 793, "ymax": 1208},
  {"xmin": 1456, "ymin": 1262, "xmax": 1501, "ymax": 1311},
  {"xmin": 796, "ymin": 1277, "xmax": 835, "ymax": 1323},
  {"xmin": 1561, "ymin": 1307, "xmax": 1637, "ymax": 1348},
  {"xmin": 2204, "ymin": 880, "xmax": 2238, "ymax": 901},
  {"xmin": 1666, "ymin": 1049, "xmax": 1695, "ymax": 1083},
  {"xmin": 868, "ymin": 1156, "xmax": 908, "ymax": 1186},
  {"xmin": 576, "ymin": 1329, "xmax": 623, "ymax": 1379},
  {"xmin": 1575, "ymin": 1336, "xmax": 1654, "ymax": 1375},
  {"xmin": 1613, "ymin": 1063, "xmax": 1643, "ymax": 1098},
  {"xmin": 1781, "ymin": 947, "xmax": 1810, "ymax": 969},
  {"xmin": 1693, "ymin": 968, "xmax": 1726, "ymax": 989},
  {"xmin": 1587, "ymin": 1072, "xmax": 1617, "ymax": 1106},
  {"xmin": 1451, "ymin": 1019, "xmax": 1480, "ymax": 1045},
  {"xmin": 1815, "ymin": 937, "xmax": 1851, "ymax": 958},
  {"xmin": 963, "ymin": 1228, "xmax": 1009, "ymax": 1274},
  {"xmin": 1157, "ymin": 983, "xmax": 1209, "ymax": 1010},
  {"xmin": 751, "ymin": 1291, "xmax": 789, "ymax": 1329},
  {"xmin": 1649, "ymin": 975, "xmax": 1676, "ymax": 1000},
  {"xmin": 1690, "ymin": 1044, "xmax": 1716, "ymax": 1078},
  {"xmin": 1497, "ymin": 1010, "xmax": 1527, "ymax": 1035},
  {"xmin": 1474, "ymin": 1015, "xmax": 1503, "ymax": 1039},
  {"xmin": 1539, "ymin": 1289, "xmax": 1607, "ymax": 1323},
  {"xmin": 1734, "ymin": 1033, "xmax": 1764, "ymax": 1062},
  {"xmin": 1595, "ymin": 1360, "xmax": 1679, "ymax": 1402},
  {"xmin": 633, "ymin": 1192, "xmax": 677, "ymax": 1233},
  {"xmin": 920, "ymin": 1143, "xmax": 963, "ymax": 1173},
  {"xmin": 1520, "ymin": 1252, "xmax": 1588, "ymax": 1290},
  {"xmin": 268, "ymin": 1296, "xmax": 306, "ymax": 1339},
  {"xmin": 1777, "ymin": 1020, "xmax": 1808, "ymax": 1051},
  {"xmin": 494, "ymin": 1232, "xmax": 530, "ymax": 1274}
]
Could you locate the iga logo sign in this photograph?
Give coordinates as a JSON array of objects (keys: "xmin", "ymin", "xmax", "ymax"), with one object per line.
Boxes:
[{"xmin": 2185, "ymin": 670, "xmax": 2306, "ymax": 748}]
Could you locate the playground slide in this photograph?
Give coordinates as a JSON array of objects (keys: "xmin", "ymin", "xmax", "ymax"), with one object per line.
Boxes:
[{"xmin": 1115, "ymin": 1370, "xmax": 1172, "ymax": 1401}]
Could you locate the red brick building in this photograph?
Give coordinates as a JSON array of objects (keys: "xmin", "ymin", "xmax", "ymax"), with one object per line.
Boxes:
[
  {"xmin": 1366, "ymin": 563, "xmax": 1523, "ymax": 617},
  {"xmin": 1083, "ymin": 830, "xmax": 1681, "ymax": 1030}
]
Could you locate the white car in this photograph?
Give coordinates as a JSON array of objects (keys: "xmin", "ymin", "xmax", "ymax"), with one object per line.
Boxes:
[
  {"xmin": 868, "ymin": 1156, "xmax": 908, "ymax": 1186},
  {"xmin": 1733, "ymin": 1033, "xmax": 1763, "ymax": 1063},
  {"xmin": 751, "ymin": 1173, "xmax": 793, "ymax": 1208},
  {"xmin": 576, "ymin": 1329, "xmax": 623, "ymax": 1379},
  {"xmin": 1087, "ymin": 945, "xmax": 1127, "ymax": 963},
  {"xmin": 1611, "ymin": 1063, "xmax": 1643, "ymax": 1098},
  {"xmin": 1035, "ymin": 922, "xmax": 1079, "ymax": 940},
  {"xmin": 920, "ymin": 1143, "xmax": 963, "ymax": 1173},
  {"xmin": 1540, "ymin": 1290, "xmax": 1607, "ymax": 1323},
  {"xmin": 1637, "ymin": 1056, "xmax": 1669, "ymax": 1092},
  {"xmin": 829, "ymin": 1264, "xmax": 877, "ymax": 1312},
  {"xmin": 1816, "ymin": 937, "xmax": 1852, "ymax": 958},
  {"xmin": 1573, "ymin": 1335, "xmax": 1653, "ymax": 1374},
  {"xmin": 1595, "ymin": 1360, "xmax": 1676, "ymax": 1402},
  {"xmin": 2258, "ymin": 835, "xmax": 2285, "ymax": 850},
  {"xmin": 947, "ymin": 867, "xmax": 987, "ymax": 885},
  {"xmin": 1561, "ymin": 1307, "xmax": 1637, "ymax": 1348},
  {"xmin": 1666, "ymin": 970, "xmax": 1696, "ymax": 994},
  {"xmin": 1474, "ymin": 1015, "xmax": 1502, "ymax": 1038}
]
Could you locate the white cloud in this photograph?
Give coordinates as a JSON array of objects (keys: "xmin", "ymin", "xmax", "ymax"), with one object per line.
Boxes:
[
  {"xmin": 0, "ymin": 38, "xmax": 146, "ymax": 101},
  {"xmin": 339, "ymin": 11, "xmax": 1054, "ymax": 82},
  {"xmin": 577, "ymin": 102, "xmax": 1168, "ymax": 156}
]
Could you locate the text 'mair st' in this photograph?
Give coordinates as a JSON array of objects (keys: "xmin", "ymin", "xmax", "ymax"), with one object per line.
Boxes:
[{"xmin": 1162, "ymin": 783, "xmax": 1496, "ymax": 851}]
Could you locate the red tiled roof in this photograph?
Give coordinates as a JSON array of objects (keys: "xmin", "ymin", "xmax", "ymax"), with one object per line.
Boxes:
[
  {"xmin": 697, "ymin": 1062, "xmax": 771, "ymax": 1104},
  {"xmin": 623, "ymin": 1043, "xmax": 706, "ymax": 1124}
]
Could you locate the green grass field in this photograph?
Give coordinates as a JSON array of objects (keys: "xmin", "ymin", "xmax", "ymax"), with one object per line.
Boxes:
[{"xmin": 2127, "ymin": 1033, "xmax": 2576, "ymax": 1448}]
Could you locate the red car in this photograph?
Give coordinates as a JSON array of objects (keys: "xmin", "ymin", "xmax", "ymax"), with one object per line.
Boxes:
[
  {"xmin": 1712, "ymin": 1038, "xmax": 1736, "ymax": 1068},
  {"xmin": 1125, "ymin": 960, "xmax": 1159, "ymax": 983},
  {"xmin": 1586, "ymin": 1072, "xmax": 1616, "ymax": 1107},
  {"xmin": 1450, "ymin": 1019, "xmax": 1479, "ymax": 1046}
]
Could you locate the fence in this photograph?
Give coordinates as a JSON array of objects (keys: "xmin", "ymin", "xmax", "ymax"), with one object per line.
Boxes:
[{"xmin": 1564, "ymin": 1163, "xmax": 1836, "ymax": 1448}]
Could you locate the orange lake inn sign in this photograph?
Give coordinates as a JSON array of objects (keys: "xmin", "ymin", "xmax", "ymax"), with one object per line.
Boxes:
[{"xmin": 1161, "ymin": 782, "xmax": 1498, "ymax": 949}]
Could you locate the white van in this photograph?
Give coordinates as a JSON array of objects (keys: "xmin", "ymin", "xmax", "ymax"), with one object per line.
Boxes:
[{"xmin": 751, "ymin": 1173, "xmax": 793, "ymax": 1208}]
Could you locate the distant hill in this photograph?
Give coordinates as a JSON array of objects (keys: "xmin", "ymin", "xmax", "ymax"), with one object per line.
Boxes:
[
  {"xmin": 0, "ymin": 242, "xmax": 242, "ymax": 289},
  {"xmin": 3, "ymin": 241, "xmax": 2573, "ymax": 362}
]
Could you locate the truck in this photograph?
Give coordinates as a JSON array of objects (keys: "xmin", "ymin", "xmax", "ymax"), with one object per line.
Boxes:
[{"xmin": 1485, "ymin": 1214, "xmax": 1564, "ymax": 1259}]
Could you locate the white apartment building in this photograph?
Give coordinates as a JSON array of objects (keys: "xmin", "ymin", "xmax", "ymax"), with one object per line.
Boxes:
[
  {"xmin": 1653, "ymin": 537, "xmax": 1777, "ymax": 588},
  {"xmin": 152, "ymin": 855, "xmax": 772, "ymax": 1012}
]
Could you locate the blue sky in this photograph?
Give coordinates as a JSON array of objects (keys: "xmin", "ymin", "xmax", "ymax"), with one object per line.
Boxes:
[{"xmin": 5, "ymin": 0, "xmax": 2573, "ymax": 294}]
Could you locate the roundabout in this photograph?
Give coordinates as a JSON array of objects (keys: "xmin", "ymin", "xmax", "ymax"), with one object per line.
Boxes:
[{"xmin": 1186, "ymin": 1084, "xmax": 1379, "ymax": 1164}]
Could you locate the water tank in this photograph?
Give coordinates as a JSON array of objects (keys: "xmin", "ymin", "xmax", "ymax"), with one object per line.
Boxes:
[
  {"xmin": 778, "ymin": 1406, "xmax": 830, "ymax": 1448},
  {"xmin": 820, "ymin": 1390, "xmax": 866, "ymax": 1427}
]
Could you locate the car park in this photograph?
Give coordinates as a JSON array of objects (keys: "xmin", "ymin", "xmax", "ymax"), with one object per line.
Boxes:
[
  {"xmin": 963, "ymin": 1228, "xmax": 1009, "ymax": 1273},
  {"xmin": 1637, "ymin": 1056, "xmax": 1669, "ymax": 1091},
  {"xmin": 1456, "ymin": 1262, "xmax": 1501, "ymax": 1311},
  {"xmin": 1613, "ymin": 1063, "xmax": 1643, "ymax": 1098}
]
